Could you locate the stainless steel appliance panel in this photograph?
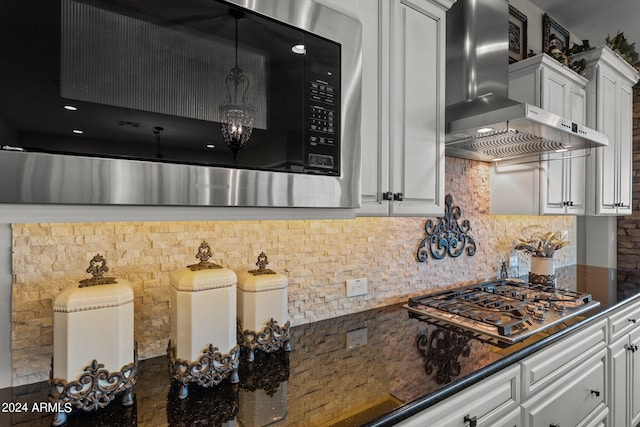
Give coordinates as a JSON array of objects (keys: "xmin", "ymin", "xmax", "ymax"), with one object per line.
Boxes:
[{"xmin": 0, "ymin": 0, "xmax": 361, "ymax": 208}]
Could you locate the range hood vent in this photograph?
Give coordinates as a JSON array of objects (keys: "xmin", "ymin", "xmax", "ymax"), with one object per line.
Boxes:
[{"xmin": 444, "ymin": 0, "xmax": 608, "ymax": 162}]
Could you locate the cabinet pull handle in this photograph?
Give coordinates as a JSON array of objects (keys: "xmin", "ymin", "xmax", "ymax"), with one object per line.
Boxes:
[
  {"xmin": 626, "ymin": 344, "xmax": 637, "ymax": 352},
  {"xmin": 590, "ymin": 389, "xmax": 601, "ymax": 397},
  {"xmin": 464, "ymin": 415, "xmax": 477, "ymax": 427},
  {"xmin": 550, "ymin": 424, "xmax": 560, "ymax": 427},
  {"xmin": 382, "ymin": 192, "xmax": 393, "ymax": 201},
  {"xmin": 629, "ymin": 318, "xmax": 637, "ymax": 323},
  {"xmin": 569, "ymin": 201, "xmax": 574, "ymax": 206},
  {"xmin": 393, "ymin": 192, "xmax": 404, "ymax": 201}
]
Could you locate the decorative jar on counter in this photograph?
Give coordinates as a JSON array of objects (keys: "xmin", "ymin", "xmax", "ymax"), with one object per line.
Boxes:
[
  {"xmin": 167, "ymin": 241, "xmax": 240, "ymax": 400},
  {"xmin": 236, "ymin": 252, "xmax": 291, "ymax": 362},
  {"xmin": 50, "ymin": 254, "xmax": 136, "ymax": 426}
]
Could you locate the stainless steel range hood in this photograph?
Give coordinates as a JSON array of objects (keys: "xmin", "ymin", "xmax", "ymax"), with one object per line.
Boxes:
[{"xmin": 445, "ymin": 0, "xmax": 608, "ymax": 162}]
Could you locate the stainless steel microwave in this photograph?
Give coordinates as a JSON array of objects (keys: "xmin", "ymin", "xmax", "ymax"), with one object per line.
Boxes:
[{"xmin": 0, "ymin": 0, "xmax": 361, "ymax": 208}]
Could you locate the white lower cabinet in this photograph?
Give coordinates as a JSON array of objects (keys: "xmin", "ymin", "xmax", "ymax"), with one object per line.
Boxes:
[
  {"xmin": 393, "ymin": 305, "xmax": 640, "ymax": 427},
  {"xmin": 608, "ymin": 299, "xmax": 640, "ymax": 427},
  {"xmin": 521, "ymin": 347, "xmax": 607, "ymax": 427},
  {"xmin": 520, "ymin": 319, "xmax": 607, "ymax": 400},
  {"xmin": 396, "ymin": 365, "xmax": 521, "ymax": 427}
]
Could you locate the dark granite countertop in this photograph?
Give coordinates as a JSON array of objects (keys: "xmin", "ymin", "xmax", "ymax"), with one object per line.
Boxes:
[{"xmin": 2, "ymin": 265, "xmax": 640, "ymax": 427}]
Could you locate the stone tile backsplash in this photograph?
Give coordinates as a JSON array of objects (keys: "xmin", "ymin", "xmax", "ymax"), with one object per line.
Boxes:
[{"xmin": 10, "ymin": 157, "xmax": 576, "ymax": 385}]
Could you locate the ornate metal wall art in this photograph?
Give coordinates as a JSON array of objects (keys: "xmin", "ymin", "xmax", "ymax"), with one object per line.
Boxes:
[
  {"xmin": 167, "ymin": 341, "xmax": 240, "ymax": 400},
  {"xmin": 238, "ymin": 318, "xmax": 291, "ymax": 362},
  {"xmin": 417, "ymin": 194, "xmax": 477, "ymax": 261},
  {"xmin": 248, "ymin": 252, "xmax": 276, "ymax": 275},
  {"xmin": 416, "ymin": 327, "xmax": 471, "ymax": 385},
  {"xmin": 48, "ymin": 345, "xmax": 138, "ymax": 426},
  {"xmin": 187, "ymin": 241, "xmax": 223, "ymax": 271},
  {"xmin": 79, "ymin": 254, "xmax": 118, "ymax": 287}
]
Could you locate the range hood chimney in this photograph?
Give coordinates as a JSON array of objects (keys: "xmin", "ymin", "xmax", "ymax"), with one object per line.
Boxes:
[{"xmin": 445, "ymin": 0, "xmax": 608, "ymax": 162}]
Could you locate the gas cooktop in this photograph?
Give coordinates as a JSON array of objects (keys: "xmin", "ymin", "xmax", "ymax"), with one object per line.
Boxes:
[{"xmin": 406, "ymin": 279, "xmax": 600, "ymax": 344}]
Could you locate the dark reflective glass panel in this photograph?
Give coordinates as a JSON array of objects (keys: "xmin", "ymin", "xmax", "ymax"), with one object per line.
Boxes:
[{"xmin": 0, "ymin": 0, "xmax": 341, "ymax": 176}]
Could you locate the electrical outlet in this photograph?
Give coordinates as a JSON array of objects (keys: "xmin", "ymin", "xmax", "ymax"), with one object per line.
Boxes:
[
  {"xmin": 346, "ymin": 278, "xmax": 367, "ymax": 297},
  {"xmin": 346, "ymin": 327, "xmax": 368, "ymax": 348}
]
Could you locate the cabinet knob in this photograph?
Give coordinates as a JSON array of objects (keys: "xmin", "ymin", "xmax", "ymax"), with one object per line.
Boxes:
[
  {"xmin": 569, "ymin": 201, "xmax": 574, "ymax": 206},
  {"xmin": 464, "ymin": 415, "xmax": 477, "ymax": 427},
  {"xmin": 382, "ymin": 192, "xmax": 393, "ymax": 201},
  {"xmin": 590, "ymin": 389, "xmax": 601, "ymax": 397},
  {"xmin": 393, "ymin": 192, "xmax": 404, "ymax": 201},
  {"xmin": 629, "ymin": 318, "xmax": 637, "ymax": 324},
  {"xmin": 626, "ymin": 344, "xmax": 637, "ymax": 352}
]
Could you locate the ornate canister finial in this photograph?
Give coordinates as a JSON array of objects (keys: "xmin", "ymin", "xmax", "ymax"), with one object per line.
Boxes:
[
  {"xmin": 187, "ymin": 241, "xmax": 223, "ymax": 271},
  {"xmin": 248, "ymin": 252, "xmax": 276, "ymax": 276},
  {"xmin": 79, "ymin": 254, "xmax": 118, "ymax": 287}
]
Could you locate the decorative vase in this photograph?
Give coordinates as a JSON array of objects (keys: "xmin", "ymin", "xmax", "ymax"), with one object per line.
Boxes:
[{"xmin": 529, "ymin": 256, "xmax": 555, "ymax": 286}]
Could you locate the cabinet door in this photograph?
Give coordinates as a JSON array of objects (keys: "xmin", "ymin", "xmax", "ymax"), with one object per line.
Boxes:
[
  {"xmin": 609, "ymin": 336, "xmax": 629, "ymax": 427},
  {"xmin": 596, "ymin": 69, "xmax": 621, "ymax": 214},
  {"xmin": 539, "ymin": 69, "xmax": 587, "ymax": 215},
  {"xmin": 522, "ymin": 347, "xmax": 606, "ymax": 427},
  {"xmin": 616, "ymin": 84, "xmax": 633, "ymax": 214},
  {"xmin": 319, "ymin": 0, "xmax": 387, "ymax": 216},
  {"xmin": 630, "ymin": 326, "xmax": 640, "ymax": 425},
  {"xmin": 387, "ymin": 0, "xmax": 445, "ymax": 216},
  {"xmin": 565, "ymin": 85, "xmax": 587, "ymax": 215},
  {"xmin": 396, "ymin": 365, "xmax": 520, "ymax": 427},
  {"xmin": 540, "ymin": 152, "xmax": 567, "ymax": 215},
  {"xmin": 540, "ymin": 69, "xmax": 569, "ymax": 215}
]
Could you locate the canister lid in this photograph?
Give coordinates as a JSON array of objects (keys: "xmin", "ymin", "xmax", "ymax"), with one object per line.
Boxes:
[
  {"xmin": 170, "ymin": 241, "xmax": 237, "ymax": 291},
  {"xmin": 236, "ymin": 252, "xmax": 287, "ymax": 292},
  {"xmin": 53, "ymin": 254, "xmax": 133, "ymax": 312},
  {"xmin": 53, "ymin": 281, "xmax": 133, "ymax": 312}
]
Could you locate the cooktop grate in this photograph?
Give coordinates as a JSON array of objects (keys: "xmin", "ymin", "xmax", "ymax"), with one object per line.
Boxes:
[{"xmin": 406, "ymin": 279, "xmax": 599, "ymax": 344}]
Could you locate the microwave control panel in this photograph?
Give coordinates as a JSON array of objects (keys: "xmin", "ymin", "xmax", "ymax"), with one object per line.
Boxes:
[{"xmin": 305, "ymin": 69, "xmax": 340, "ymax": 175}]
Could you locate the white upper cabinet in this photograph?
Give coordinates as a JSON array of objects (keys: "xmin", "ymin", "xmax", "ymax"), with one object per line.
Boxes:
[
  {"xmin": 356, "ymin": 0, "xmax": 452, "ymax": 216},
  {"xmin": 491, "ymin": 54, "xmax": 588, "ymax": 215},
  {"xmin": 572, "ymin": 46, "xmax": 639, "ymax": 215}
]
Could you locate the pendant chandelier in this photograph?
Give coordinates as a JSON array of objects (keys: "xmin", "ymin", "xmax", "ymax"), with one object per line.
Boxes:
[{"xmin": 219, "ymin": 9, "xmax": 256, "ymax": 160}]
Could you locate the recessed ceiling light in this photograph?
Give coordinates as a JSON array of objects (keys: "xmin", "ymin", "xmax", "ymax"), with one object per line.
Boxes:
[
  {"xmin": 72, "ymin": 129, "xmax": 83, "ymax": 134},
  {"xmin": 291, "ymin": 44, "xmax": 306, "ymax": 55},
  {"xmin": 206, "ymin": 144, "xmax": 215, "ymax": 149},
  {"xmin": 63, "ymin": 105, "xmax": 77, "ymax": 111},
  {"xmin": 476, "ymin": 127, "xmax": 494, "ymax": 133}
]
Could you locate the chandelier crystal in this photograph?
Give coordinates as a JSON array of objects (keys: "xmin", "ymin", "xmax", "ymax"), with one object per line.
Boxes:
[{"xmin": 219, "ymin": 10, "xmax": 256, "ymax": 160}]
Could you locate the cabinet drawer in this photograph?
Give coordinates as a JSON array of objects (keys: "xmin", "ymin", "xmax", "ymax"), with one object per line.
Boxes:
[
  {"xmin": 523, "ymin": 347, "xmax": 607, "ymax": 427},
  {"xmin": 396, "ymin": 365, "xmax": 520, "ymax": 427},
  {"xmin": 609, "ymin": 298, "xmax": 640, "ymax": 342},
  {"xmin": 578, "ymin": 406, "xmax": 608, "ymax": 427},
  {"xmin": 521, "ymin": 318, "xmax": 606, "ymax": 399}
]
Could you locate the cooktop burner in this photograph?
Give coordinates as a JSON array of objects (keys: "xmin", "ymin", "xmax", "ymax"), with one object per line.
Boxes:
[{"xmin": 406, "ymin": 279, "xmax": 600, "ymax": 344}]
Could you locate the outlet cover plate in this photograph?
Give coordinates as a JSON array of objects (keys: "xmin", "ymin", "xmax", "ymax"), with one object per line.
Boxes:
[{"xmin": 346, "ymin": 278, "xmax": 367, "ymax": 297}]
